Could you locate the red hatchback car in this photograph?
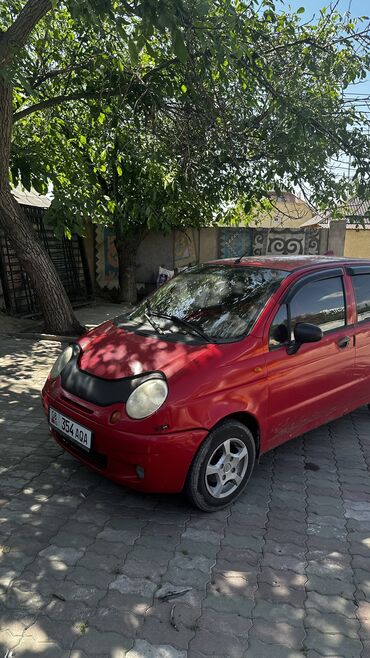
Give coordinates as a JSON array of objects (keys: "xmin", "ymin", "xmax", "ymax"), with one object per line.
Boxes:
[{"xmin": 42, "ymin": 256, "xmax": 370, "ymax": 510}]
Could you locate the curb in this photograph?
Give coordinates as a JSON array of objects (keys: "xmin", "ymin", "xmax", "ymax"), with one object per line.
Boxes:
[{"xmin": 0, "ymin": 332, "xmax": 76, "ymax": 342}]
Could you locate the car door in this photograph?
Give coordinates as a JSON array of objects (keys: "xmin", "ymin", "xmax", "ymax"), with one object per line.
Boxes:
[
  {"xmin": 348, "ymin": 265, "xmax": 370, "ymax": 405},
  {"xmin": 265, "ymin": 268, "xmax": 355, "ymax": 450}
]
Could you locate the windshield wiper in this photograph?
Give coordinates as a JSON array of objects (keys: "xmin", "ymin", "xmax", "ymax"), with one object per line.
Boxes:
[
  {"xmin": 144, "ymin": 311, "xmax": 165, "ymax": 334},
  {"xmin": 150, "ymin": 312, "xmax": 212, "ymax": 343},
  {"xmin": 143, "ymin": 302, "xmax": 166, "ymax": 334}
]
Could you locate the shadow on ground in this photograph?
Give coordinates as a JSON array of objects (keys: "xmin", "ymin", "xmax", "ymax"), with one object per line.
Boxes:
[{"xmin": 0, "ymin": 338, "xmax": 370, "ymax": 658}]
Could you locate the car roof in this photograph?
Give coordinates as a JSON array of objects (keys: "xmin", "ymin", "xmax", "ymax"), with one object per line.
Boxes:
[{"xmin": 208, "ymin": 255, "xmax": 370, "ymax": 272}]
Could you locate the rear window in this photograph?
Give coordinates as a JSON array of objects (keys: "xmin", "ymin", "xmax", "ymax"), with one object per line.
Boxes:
[{"xmin": 352, "ymin": 274, "xmax": 370, "ymax": 323}]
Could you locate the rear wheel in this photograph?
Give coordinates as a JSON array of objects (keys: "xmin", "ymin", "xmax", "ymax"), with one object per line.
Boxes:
[{"xmin": 185, "ymin": 420, "xmax": 256, "ymax": 511}]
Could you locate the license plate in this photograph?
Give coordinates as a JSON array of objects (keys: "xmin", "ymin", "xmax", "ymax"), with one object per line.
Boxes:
[{"xmin": 49, "ymin": 407, "xmax": 92, "ymax": 451}]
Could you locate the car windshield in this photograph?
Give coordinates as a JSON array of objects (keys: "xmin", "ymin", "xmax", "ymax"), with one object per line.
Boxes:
[{"xmin": 125, "ymin": 264, "xmax": 288, "ymax": 341}]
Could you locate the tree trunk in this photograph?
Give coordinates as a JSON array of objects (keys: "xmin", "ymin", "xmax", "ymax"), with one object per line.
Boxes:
[
  {"xmin": 0, "ymin": 77, "xmax": 84, "ymax": 336},
  {"xmin": 116, "ymin": 239, "xmax": 138, "ymax": 304},
  {"xmin": 0, "ymin": 0, "xmax": 52, "ymax": 68},
  {"xmin": 114, "ymin": 225, "xmax": 148, "ymax": 305},
  {"xmin": 0, "ymin": 190, "xmax": 85, "ymax": 335}
]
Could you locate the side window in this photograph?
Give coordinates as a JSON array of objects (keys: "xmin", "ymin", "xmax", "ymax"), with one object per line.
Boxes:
[
  {"xmin": 290, "ymin": 276, "xmax": 346, "ymax": 334},
  {"xmin": 352, "ymin": 274, "xmax": 370, "ymax": 323},
  {"xmin": 269, "ymin": 304, "xmax": 289, "ymax": 349}
]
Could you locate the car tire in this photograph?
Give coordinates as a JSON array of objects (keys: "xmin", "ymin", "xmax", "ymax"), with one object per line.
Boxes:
[{"xmin": 185, "ymin": 420, "xmax": 256, "ymax": 512}]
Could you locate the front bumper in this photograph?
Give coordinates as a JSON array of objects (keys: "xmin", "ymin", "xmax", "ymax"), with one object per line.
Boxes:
[{"xmin": 41, "ymin": 384, "xmax": 207, "ymax": 493}]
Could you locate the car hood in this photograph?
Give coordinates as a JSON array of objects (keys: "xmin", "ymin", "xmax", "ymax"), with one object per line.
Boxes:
[{"xmin": 77, "ymin": 320, "xmax": 214, "ymax": 380}]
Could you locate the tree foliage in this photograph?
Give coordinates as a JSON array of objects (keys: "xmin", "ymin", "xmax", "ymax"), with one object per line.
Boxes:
[
  {"xmin": 9, "ymin": 1, "xmax": 370, "ymax": 214},
  {"xmin": 1, "ymin": 0, "xmax": 370, "ymax": 312}
]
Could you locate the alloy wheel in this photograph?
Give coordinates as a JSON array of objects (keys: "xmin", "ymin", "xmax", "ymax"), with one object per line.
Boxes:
[{"xmin": 204, "ymin": 437, "xmax": 249, "ymax": 499}]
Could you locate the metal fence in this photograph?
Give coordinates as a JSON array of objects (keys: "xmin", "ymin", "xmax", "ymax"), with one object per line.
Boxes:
[{"xmin": 0, "ymin": 205, "xmax": 93, "ymax": 317}]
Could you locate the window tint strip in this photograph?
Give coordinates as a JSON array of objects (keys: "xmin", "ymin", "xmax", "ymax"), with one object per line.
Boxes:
[
  {"xmin": 352, "ymin": 274, "xmax": 370, "ymax": 324},
  {"xmin": 283, "ymin": 268, "xmax": 344, "ymax": 304}
]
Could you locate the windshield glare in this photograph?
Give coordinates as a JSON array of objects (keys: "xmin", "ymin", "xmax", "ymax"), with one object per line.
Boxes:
[{"xmin": 128, "ymin": 265, "xmax": 287, "ymax": 341}]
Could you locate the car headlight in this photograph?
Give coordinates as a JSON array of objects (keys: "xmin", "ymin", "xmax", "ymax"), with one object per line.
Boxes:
[
  {"xmin": 49, "ymin": 345, "xmax": 74, "ymax": 380},
  {"xmin": 126, "ymin": 378, "xmax": 168, "ymax": 419}
]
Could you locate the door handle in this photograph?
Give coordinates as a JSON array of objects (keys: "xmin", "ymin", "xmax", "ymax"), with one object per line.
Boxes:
[{"xmin": 337, "ymin": 336, "xmax": 350, "ymax": 349}]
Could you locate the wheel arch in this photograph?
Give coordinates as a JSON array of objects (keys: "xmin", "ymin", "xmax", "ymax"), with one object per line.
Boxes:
[
  {"xmin": 212, "ymin": 411, "xmax": 261, "ymax": 458},
  {"xmin": 184, "ymin": 411, "xmax": 260, "ymax": 510}
]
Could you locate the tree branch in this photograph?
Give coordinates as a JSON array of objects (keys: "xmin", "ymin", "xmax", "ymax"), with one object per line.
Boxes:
[
  {"xmin": 13, "ymin": 91, "xmax": 108, "ymax": 122},
  {"xmin": 263, "ymin": 36, "xmax": 330, "ymax": 55},
  {"xmin": 142, "ymin": 57, "xmax": 179, "ymax": 79},
  {"xmin": 243, "ymin": 57, "xmax": 357, "ymax": 160},
  {"xmin": 0, "ymin": 0, "xmax": 52, "ymax": 67},
  {"xmin": 262, "ymin": 26, "xmax": 370, "ymax": 57},
  {"xmin": 13, "ymin": 56, "xmax": 180, "ymax": 122},
  {"xmin": 30, "ymin": 58, "xmax": 97, "ymax": 90}
]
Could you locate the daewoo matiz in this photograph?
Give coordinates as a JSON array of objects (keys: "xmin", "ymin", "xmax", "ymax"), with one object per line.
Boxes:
[{"xmin": 42, "ymin": 256, "xmax": 370, "ymax": 510}]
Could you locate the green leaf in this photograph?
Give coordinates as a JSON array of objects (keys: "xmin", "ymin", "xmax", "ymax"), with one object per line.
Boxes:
[
  {"xmin": 172, "ymin": 30, "xmax": 188, "ymax": 62},
  {"xmin": 128, "ymin": 39, "xmax": 138, "ymax": 65},
  {"xmin": 146, "ymin": 42, "xmax": 156, "ymax": 58}
]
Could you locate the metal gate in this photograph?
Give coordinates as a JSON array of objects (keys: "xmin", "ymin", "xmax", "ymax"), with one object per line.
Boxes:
[{"xmin": 0, "ymin": 205, "xmax": 93, "ymax": 317}]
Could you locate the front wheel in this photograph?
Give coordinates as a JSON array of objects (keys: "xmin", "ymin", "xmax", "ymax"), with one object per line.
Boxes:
[{"xmin": 185, "ymin": 420, "xmax": 256, "ymax": 511}]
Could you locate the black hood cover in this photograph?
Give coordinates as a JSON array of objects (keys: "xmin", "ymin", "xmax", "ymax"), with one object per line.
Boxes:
[{"xmin": 60, "ymin": 351, "xmax": 165, "ymax": 407}]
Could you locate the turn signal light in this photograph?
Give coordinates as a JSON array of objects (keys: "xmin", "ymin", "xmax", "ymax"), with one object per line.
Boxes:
[
  {"xmin": 109, "ymin": 411, "xmax": 122, "ymax": 424},
  {"xmin": 136, "ymin": 465, "xmax": 145, "ymax": 479}
]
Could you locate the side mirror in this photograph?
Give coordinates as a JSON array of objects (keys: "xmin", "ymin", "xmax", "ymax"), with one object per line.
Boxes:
[
  {"xmin": 287, "ymin": 322, "xmax": 323, "ymax": 355},
  {"xmin": 272, "ymin": 323, "xmax": 289, "ymax": 345}
]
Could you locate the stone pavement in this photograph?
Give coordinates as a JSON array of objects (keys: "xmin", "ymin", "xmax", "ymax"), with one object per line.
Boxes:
[
  {"xmin": 1, "ymin": 336, "xmax": 370, "ymax": 658},
  {"xmin": 0, "ymin": 301, "xmax": 130, "ymax": 336}
]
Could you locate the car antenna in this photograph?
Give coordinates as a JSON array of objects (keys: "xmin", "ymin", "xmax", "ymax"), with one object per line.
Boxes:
[{"xmin": 234, "ymin": 251, "xmax": 249, "ymax": 264}]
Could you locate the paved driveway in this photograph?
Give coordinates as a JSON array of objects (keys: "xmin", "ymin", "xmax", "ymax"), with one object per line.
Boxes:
[{"xmin": 0, "ymin": 337, "xmax": 370, "ymax": 658}]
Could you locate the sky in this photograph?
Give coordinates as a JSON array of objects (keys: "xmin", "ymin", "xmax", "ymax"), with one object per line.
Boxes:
[{"xmin": 287, "ymin": 0, "xmax": 369, "ymax": 14}]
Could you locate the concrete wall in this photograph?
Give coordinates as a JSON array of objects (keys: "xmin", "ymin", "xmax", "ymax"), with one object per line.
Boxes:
[
  {"xmin": 319, "ymin": 228, "xmax": 329, "ymax": 254},
  {"xmin": 87, "ymin": 222, "xmax": 344, "ymax": 294},
  {"xmin": 135, "ymin": 228, "xmax": 219, "ymax": 287},
  {"xmin": 174, "ymin": 229, "xmax": 198, "ymax": 269},
  {"xmin": 173, "ymin": 228, "xmax": 219, "ymax": 268},
  {"xmin": 198, "ymin": 228, "xmax": 219, "ymax": 261},
  {"xmin": 344, "ymin": 228, "xmax": 370, "ymax": 258},
  {"xmin": 136, "ymin": 232, "xmax": 174, "ymax": 284},
  {"xmin": 328, "ymin": 221, "xmax": 346, "ymax": 256}
]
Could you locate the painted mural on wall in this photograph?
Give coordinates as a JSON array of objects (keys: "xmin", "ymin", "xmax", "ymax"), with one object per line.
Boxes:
[
  {"xmin": 252, "ymin": 227, "xmax": 321, "ymax": 256},
  {"xmin": 219, "ymin": 228, "xmax": 253, "ymax": 258},
  {"xmin": 174, "ymin": 230, "xmax": 197, "ymax": 268},
  {"xmin": 95, "ymin": 226, "xmax": 119, "ymax": 289},
  {"xmin": 95, "ymin": 224, "xmax": 328, "ymax": 292}
]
